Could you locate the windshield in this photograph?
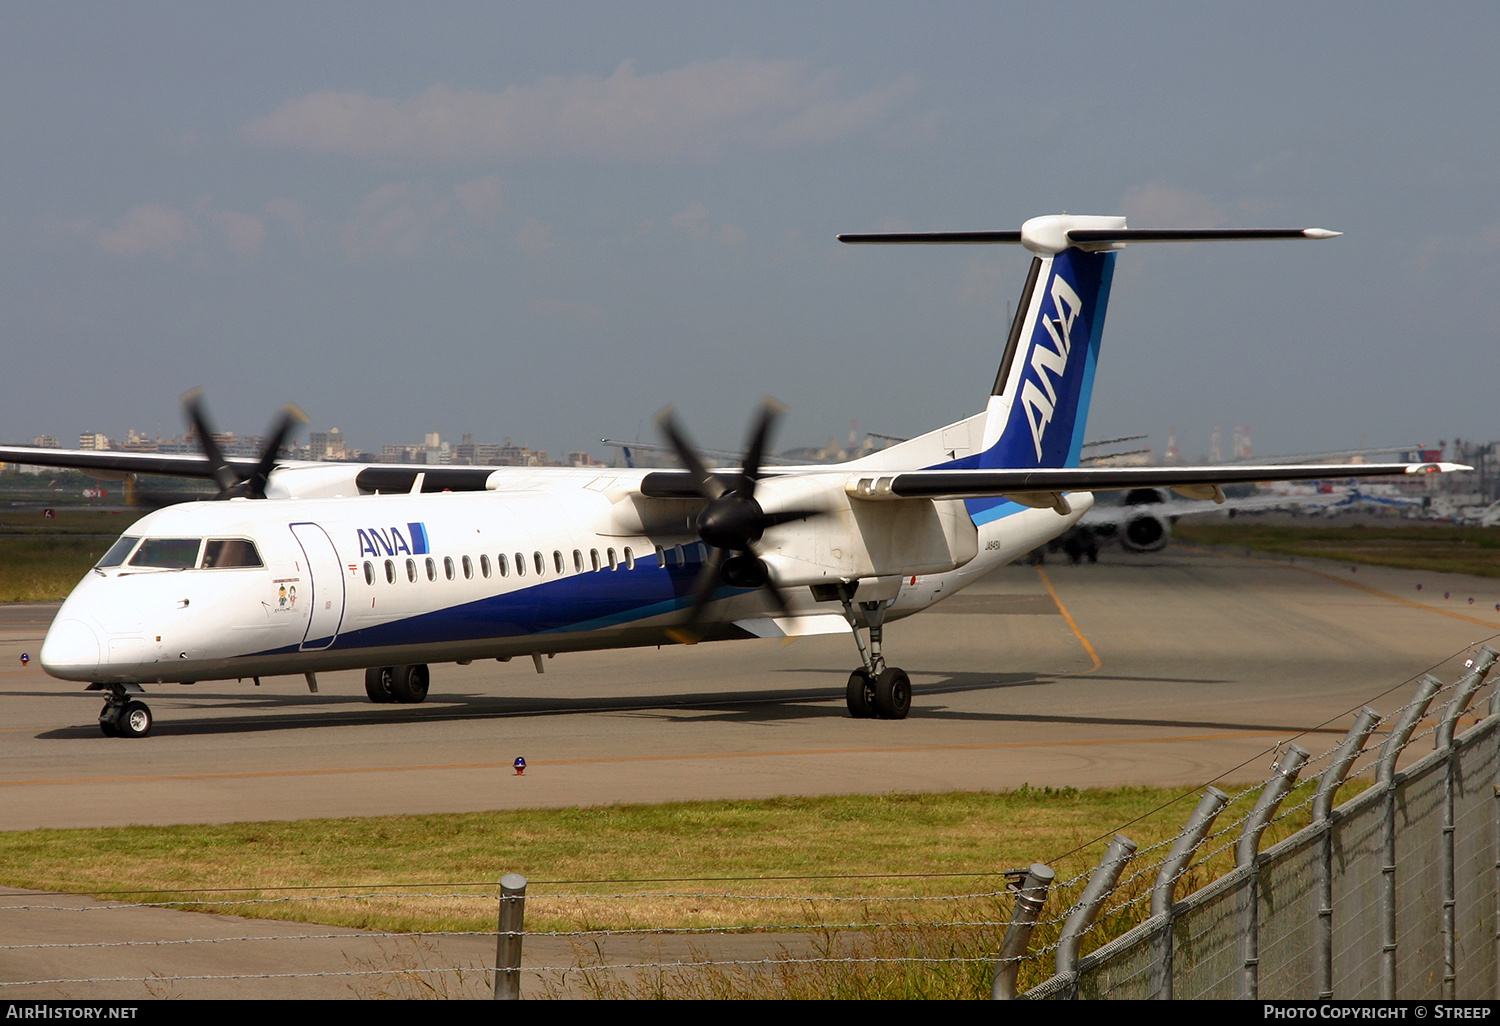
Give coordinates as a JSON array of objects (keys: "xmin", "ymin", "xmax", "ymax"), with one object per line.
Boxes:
[
  {"xmin": 127, "ymin": 538, "xmax": 202, "ymax": 569},
  {"xmin": 202, "ymin": 538, "xmax": 263, "ymax": 569},
  {"xmin": 96, "ymin": 536, "xmax": 140, "ymax": 568}
]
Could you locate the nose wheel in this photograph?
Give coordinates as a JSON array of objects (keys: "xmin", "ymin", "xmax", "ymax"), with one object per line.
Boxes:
[{"xmin": 93, "ymin": 684, "xmax": 152, "ymax": 738}]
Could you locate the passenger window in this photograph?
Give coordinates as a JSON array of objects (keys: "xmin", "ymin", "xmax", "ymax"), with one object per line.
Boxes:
[
  {"xmin": 590, "ymin": 549, "xmax": 601, "ymax": 572},
  {"xmin": 97, "ymin": 536, "xmax": 141, "ymax": 568},
  {"xmin": 444, "ymin": 556, "xmax": 455, "ymax": 581},
  {"xmin": 624, "ymin": 546, "xmax": 635, "ymax": 571},
  {"xmin": 533, "ymin": 551, "xmax": 544, "ymax": 576},
  {"xmin": 607, "ymin": 547, "xmax": 618, "ymax": 571},
  {"xmin": 364, "ymin": 561, "xmax": 374, "ymax": 585},
  {"xmin": 462, "ymin": 555, "xmax": 473, "ymax": 580},
  {"xmin": 654, "ymin": 545, "xmax": 664, "ymax": 567},
  {"xmin": 426, "ymin": 557, "xmax": 436, "ymax": 581},
  {"xmin": 553, "ymin": 550, "xmax": 564, "ymax": 574},
  {"xmin": 573, "ymin": 549, "xmax": 584, "ymax": 573},
  {"xmin": 480, "ymin": 554, "xmax": 491, "ymax": 578},
  {"xmin": 384, "ymin": 559, "xmax": 396, "ymax": 584},
  {"xmin": 498, "ymin": 553, "xmax": 509, "ymax": 577},
  {"xmin": 406, "ymin": 558, "xmax": 417, "ymax": 582},
  {"xmin": 128, "ymin": 538, "xmax": 202, "ymax": 569},
  {"xmin": 674, "ymin": 545, "xmax": 685, "ymax": 568},
  {"xmin": 515, "ymin": 553, "xmax": 525, "ymax": 577},
  {"xmin": 203, "ymin": 538, "xmax": 263, "ymax": 569}
]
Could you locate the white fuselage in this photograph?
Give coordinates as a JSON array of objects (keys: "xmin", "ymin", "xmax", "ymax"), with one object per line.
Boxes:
[{"xmin": 39, "ymin": 469, "xmax": 1089, "ymax": 685}]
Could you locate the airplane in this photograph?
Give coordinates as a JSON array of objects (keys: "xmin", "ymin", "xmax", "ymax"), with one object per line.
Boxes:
[
  {"xmin": 0, "ymin": 213, "xmax": 1469, "ymax": 738},
  {"xmin": 1057, "ymin": 446, "xmax": 1429, "ymax": 559}
]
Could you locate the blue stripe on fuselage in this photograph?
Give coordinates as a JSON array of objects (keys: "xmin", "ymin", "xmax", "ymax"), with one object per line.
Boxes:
[{"xmin": 250, "ymin": 552, "xmax": 745, "ymax": 656}]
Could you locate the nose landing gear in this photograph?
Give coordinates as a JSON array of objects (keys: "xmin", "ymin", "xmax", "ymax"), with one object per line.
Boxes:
[{"xmin": 91, "ymin": 683, "xmax": 152, "ymax": 738}]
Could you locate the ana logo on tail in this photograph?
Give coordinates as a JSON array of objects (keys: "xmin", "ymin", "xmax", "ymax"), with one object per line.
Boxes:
[{"xmin": 1019, "ymin": 273, "xmax": 1084, "ymax": 461}]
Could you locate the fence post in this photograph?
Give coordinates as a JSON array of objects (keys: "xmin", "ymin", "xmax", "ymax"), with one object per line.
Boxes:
[
  {"xmin": 1238, "ymin": 743, "xmax": 1310, "ymax": 1000},
  {"xmin": 493, "ymin": 873, "xmax": 527, "ymax": 1000},
  {"xmin": 1437, "ymin": 646, "xmax": 1498, "ymax": 999},
  {"xmin": 1054, "ymin": 834, "xmax": 1137, "ymax": 997},
  {"xmin": 1314, "ymin": 707, "xmax": 1381, "ymax": 1000},
  {"xmin": 992, "ymin": 863, "xmax": 1055, "ymax": 1000},
  {"xmin": 1149, "ymin": 787, "xmax": 1229, "ymax": 1000},
  {"xmin": 1436, "ymin": 646, "xmax": 1497, "ymax": 751},
  {"xmin": 1377, "ymin": 675, "xmax": 1443, "ymax": 1001}
]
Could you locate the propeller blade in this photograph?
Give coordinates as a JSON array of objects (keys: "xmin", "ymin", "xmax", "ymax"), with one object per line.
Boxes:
[
  {"xmin": 181, "ymin": 389, "xmax": 241, "ymax": 496},
  {"xmin": 668, "ymin": 546, "xmax": 726, "ymax": 644},
  {"xmin": 245, "ymin": 404, "xmax": 307, "ymax": 498},
  {"xmin": 757, "ymin": 558, "xmax": 793, "ymax": 621},
  {"xmin": 737, "ymin": 398, "xmax": 786, "ymax": 498},
  {"xmin": 654, "ymin": 406, "xmax": 726, "ymax": 501}
]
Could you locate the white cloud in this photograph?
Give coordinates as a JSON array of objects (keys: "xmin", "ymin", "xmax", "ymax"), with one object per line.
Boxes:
[
  {"xmin": 94, "ymin": 204, "xmax": 196, "ymax": 257},
  {"xmin": 241, "ymin": 57, "xmax": 918, "ymax": 163},
  {"xmin": 453, "ymin": 175, "xmax": 506, "ymax": 221},
  {"xmin": 513, "ymin": 218, "xmax": 558, "ymax": 256},
  {"xmin": 669, "ymin": 200, "xmax": 712, "ymax": 239},
  {"xmin": 1118, "ymin": 184, "xmax": 1228, "ymax": 227},
  {"xmin": 668, "ymin": 201, "xmax": 744, "ymax": 245},
  {"xmin": 339, "ymin": 183, "xmax": 452, "ymax": 260},
  {"xmin": 213, "ymin": 211, "xmax": 266, "ymax": 255}
]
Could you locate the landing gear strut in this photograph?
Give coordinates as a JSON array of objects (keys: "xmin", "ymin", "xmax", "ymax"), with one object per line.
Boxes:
[
  {"xmin": 92, "ymin": 683, "xmax": 152, "ymax": 738},
  {"xmin": 364, "ymin": 664, "xmax": 430, "ymax": 704},
  {"xmin": 834, "ymin": 585, "xmax": 911, "ymax": 720}
]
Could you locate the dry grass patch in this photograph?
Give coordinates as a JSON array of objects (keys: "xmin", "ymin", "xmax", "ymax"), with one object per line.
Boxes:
[{"xmin": 1175, "ymin": 521, "xmax": 1500, "ymax": 578}]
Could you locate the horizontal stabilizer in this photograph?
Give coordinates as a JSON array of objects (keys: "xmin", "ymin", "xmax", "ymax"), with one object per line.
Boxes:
[{"xmin": 840, "ymin": 214, "xmax": 1340, "ymax": 257}]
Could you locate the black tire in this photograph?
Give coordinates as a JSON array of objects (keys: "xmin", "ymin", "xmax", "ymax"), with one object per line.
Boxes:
[
  {"xmin": 846, "ymin": 669, "xmax": 875, "ymax": 718},
  {"xmin": 390, "ymin": 664, "xmax": 429, "ymax": 704},
  {"xmin": 873, "ymin": 667, "xmax": 911, "ymax": 720},
  {"xmin": 118, "ymin": 700, "xmax": 153, "ymax": 738},
  {"xmin": 364, "ymin": 666, "xmax": 395, "ymax": 703},
  {"xmin": 99, "ymin": 704, "xmax": 120, "ymax": 737}
]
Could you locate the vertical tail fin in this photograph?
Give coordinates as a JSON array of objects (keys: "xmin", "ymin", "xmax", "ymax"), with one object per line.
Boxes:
[
  {"xmin": 837, "ymin": 215, "xmax": 1341, "ymax": 484},
  {"xmin": 979, "ymin": 245, "xmax": 1116, "ymax": 470}
]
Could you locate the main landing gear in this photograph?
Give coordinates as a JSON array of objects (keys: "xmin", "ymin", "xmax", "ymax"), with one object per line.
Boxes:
[
  {"xmin": 831, "ymin": 584, "xmax": 912, "ymax": 720},
  {"xmin": 364, "ymin": 664, "xmax": 430, "ymax": 704},
  {"xmin": 91, "ymin": 683, "xmax": 152, "ymax": 738}
]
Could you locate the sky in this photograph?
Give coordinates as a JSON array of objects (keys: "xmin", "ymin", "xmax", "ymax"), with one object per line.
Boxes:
[{"xmin": 2, "ymin": 2, "xmax": 1497, "ymax": 463}]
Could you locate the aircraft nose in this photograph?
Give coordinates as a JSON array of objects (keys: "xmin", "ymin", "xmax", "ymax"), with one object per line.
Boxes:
[{"xmin": 40, "ymin": 618, "xmax": 101, "ymax": 680}]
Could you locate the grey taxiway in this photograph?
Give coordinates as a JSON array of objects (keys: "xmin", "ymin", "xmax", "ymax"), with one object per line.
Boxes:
[{"xmin": 3, "ymin": 546, "xmax": 1498, "ymax": 832}]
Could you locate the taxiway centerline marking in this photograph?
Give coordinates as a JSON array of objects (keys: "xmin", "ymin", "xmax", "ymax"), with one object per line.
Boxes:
[{"xmin": 1035, "ymin": 565, "xmax": 1103, "ymax": 673}]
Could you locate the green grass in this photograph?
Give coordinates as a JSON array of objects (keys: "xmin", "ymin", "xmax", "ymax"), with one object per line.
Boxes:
[
  {"xmin": 0, "ymin": 782, "xmax": 1360, "ymax": 997},
  {"xmin": 1174, "ymin": 520, "xmax": 1500, "ymax": 577},
  {"xmin": 0, "ymin": 508, "xmax": 135, "ymax": 601}
]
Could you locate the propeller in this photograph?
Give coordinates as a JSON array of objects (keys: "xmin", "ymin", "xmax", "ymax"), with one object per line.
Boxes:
[
  {"xmin": 182, "ymin": 389, "xmax": 308, "ymax": 499},
  {"xmin": 655, "ymin": 399, "xmax": 820, "ymax": 642}
]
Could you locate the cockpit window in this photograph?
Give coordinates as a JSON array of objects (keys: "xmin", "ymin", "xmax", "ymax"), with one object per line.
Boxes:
[
  {"xmin": 96, "ymin": 536, "xmax": 141, "ymax": 568},
  {"xmin": 128, "ymin": 538, "xmax": 202, "ymax": 569},
  {"xmin": 202, "ymin": 538, "xmax": 263, "ymax": 569}
]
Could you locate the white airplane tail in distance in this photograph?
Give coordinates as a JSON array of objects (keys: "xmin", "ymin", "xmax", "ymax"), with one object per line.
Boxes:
[{"xmin": 0, "ymin": 213, "xmax": 1466, "ymax": 736}]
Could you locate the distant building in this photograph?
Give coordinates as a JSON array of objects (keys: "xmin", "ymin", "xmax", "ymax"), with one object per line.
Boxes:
[{"xmin": 308, "ymin": 428, "xmax": 347, "ymax": 461}]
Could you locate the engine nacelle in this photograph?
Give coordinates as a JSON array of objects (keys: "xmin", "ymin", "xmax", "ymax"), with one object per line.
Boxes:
[{"xmin": 1120, "ymin": 513, "xmax": 1170, "ymax": 553}]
